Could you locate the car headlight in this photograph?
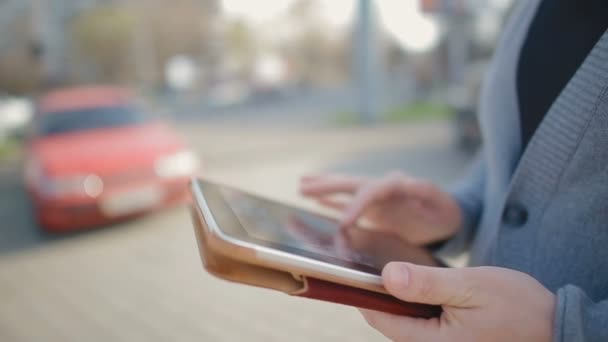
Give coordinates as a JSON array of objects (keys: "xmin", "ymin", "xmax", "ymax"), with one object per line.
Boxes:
[
  {"xmin": 41, "ymin": 174, "xmax": 103, "ymax": 198},
  {"xmin": 155, "ymin": 150, "xmax": 198, "ymax": 178}
]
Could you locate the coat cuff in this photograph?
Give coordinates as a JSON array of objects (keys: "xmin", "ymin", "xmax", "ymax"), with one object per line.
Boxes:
[
  {"xmin": 434, "ymin": 183, "xmax": 483, "ymax": 258},
  {"xmin": 553, "ymin": 285, "xmax": 608, "ymax": 342}
]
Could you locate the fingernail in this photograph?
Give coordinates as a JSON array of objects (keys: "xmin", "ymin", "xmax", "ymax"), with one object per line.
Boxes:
[{"xmin": 386, "ymin": 263, "xmax": 409, "ymax": 289}]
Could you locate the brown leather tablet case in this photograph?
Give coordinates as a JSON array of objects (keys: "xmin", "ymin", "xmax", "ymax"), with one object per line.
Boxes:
[{"xmin": 191, "ymin": 206, "xmax": 441, "ymax": 319}]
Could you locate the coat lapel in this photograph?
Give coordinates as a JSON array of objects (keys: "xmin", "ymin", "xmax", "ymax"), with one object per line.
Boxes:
[
  {"xmin": 509, "ymin": 29, "xmax": 608, "ymax": 204},
  {"xmin": 493, "ymin": 29, "xmax": 608, "ymax": 267}
]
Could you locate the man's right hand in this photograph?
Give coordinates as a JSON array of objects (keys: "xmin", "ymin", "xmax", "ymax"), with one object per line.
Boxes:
[{"xmin": 299, "ymin": 172, "xmax": 463, "ymax": 246}]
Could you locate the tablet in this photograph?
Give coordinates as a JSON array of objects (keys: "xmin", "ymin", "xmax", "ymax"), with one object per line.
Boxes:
[{"xmin": 190, "ymin": 178, "xmax": 442, "ymax": 318}]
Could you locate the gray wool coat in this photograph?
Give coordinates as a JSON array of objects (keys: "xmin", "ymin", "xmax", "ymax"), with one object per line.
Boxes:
[{"xmin": 443, "ymin": 1, "xmax": 608, "ymax": 340}]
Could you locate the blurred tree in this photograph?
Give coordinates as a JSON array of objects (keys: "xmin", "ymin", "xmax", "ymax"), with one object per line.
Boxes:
[
  {"xmin": 0, "ymin": 12, "xmax": 42, "ymax": 94},
  {"xmin": 69, "ymin": 6, "xmax": 135, "ymax": 84},
  {"xmin": 0, "ymin": 51, "xmax": 43, "ymax": 94},
  {"xmin": 281, "ymin": 0, "xmax": 350, "ymax": 86},
  {"xmin": 68, "ymin": 0, "xmax": 219, "ymax": 88},
  {"xmin": 223, "ymin": 19, "xmax": 257, "ymax": 76},
  {"xmin": 289, "ymin": 0, "xmax": 319, "ymax": 19},
  {"xmin": 144, "ymin": 0, "xmax": 217, "ymax": 75}
]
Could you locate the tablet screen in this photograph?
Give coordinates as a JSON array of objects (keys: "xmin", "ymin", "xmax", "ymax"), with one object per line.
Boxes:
[{"xmin": 218, "ymin": 187, "xmax": 383, "ymax": 274}]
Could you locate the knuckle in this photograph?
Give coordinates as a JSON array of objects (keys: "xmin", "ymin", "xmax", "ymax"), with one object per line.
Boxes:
[
  {"xmin": 455, "ymin": 284, "xmax": 478, "ymax": 306},
  {"xmin": 364, "ymin": 180, "xmax": 388, "ymax": 198},
  {"xmin": 415, "ymin": 180, "xmax": 436, "ymax": 194},
  {"xmin": 418, "ymin": 281, "xmax": 436, "ymax": 302},
  {"xmin": 413, "ymin": 273, "xmax": 436, "ymax": 302},
  {"xmin": 382, "ymin": 173, "xmax": 408, "ymax": 194},
  {"xmin": 450, "ymin": 271, "xmax": 481, "ymax": 306},
  {"xmin": 386, "ymin": 171, "xmax": 406, "ymax": 185},
  {"xmin": 357, "ymin": 183, "xmax": 378, "ymax": 201},
  {"xmin": 417, "ymin": 179, "xmax": 434, "ymax": 189},
  {"xmin": 387, "ymin": 170, "xmax": 404, "ymax": 179},
  {"xmin": 406, "ymin": 233, "xmax": 430, "ymax": 246}
]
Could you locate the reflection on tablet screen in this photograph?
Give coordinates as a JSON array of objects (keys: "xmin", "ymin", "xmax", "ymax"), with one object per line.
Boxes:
[{"xmin": 219, "ymin": 188, "xmax": 377, "ymax": 269}]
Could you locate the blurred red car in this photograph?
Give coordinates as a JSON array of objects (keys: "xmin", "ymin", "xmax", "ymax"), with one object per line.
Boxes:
[{"xmin": 24, "ymin": 86, "xmax": 199, "ymax": 232}]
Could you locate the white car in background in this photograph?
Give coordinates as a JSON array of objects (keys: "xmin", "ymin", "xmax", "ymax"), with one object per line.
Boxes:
[{"xmin": 0, "ymin": 95, "xmax": 33, "ymax": 142}]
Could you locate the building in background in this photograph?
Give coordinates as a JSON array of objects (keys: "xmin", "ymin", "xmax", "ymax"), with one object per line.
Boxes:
[{"xmin": 0, "ymin": 0, "xmax": 514, "ymax": 111}]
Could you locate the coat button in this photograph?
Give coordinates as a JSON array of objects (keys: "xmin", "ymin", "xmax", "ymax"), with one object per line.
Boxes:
[{"xmin": 502, "ymin": 204, "xmax": 528, "ymax": 227}]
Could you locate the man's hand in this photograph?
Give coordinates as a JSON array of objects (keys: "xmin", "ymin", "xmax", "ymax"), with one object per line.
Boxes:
[
  {"xmin": 300, "ymin": 172, "xmax": 462, "ymax": 245},
  {"xmin": 361, "ymin": 263, "xmax": 556, "ymax": 341}
]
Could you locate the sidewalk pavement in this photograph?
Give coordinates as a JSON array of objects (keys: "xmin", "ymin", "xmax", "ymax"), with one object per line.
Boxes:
[{"xmin": 0, "ymin": 121, "xmax": 471, "ymax": 341}]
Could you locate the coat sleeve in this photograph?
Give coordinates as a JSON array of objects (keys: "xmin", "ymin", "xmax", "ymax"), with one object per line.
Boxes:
[
  {"xmin": 437, "ymin": 153, "xmax": 486, "ymax": 256},
  {"xmin": 553, "ymin": 285, "xmax": 608, "ymax": 341}
]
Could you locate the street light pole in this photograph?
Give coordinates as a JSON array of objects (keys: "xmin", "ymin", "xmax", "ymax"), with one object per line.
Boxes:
[
  {"xmin": 355, "ymin": 0, "xmax": 381, "ymax": 124},
  {"xmin": 32, "ymin": 0, "xmax": 67, "ymax": 87},
  {"xmin": 129, "ymin": 0, "xmax": 159, "ymax": 88},
  {"xmin": 0, "ymin": 0, "xmax": 29, "ymax": 53},
  {"xmin": 444, "ymin": 0, "xmax": 469, "ymax": 87}
]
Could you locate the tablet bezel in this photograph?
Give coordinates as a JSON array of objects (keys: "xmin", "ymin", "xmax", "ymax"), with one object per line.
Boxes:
[{"xmin": 191, "ymin": 178, "xmax": 384, "ymax": 287}]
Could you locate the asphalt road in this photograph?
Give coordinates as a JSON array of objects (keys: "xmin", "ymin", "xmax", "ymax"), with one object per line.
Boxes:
[
  {"xmin": 174, "ymin": 83, "xmax": 414, "ymax": 127},
  {"xmin": 0, "ymin": 120, "xmax": 473, "ymax": 341},
  {"xmin": 0, "ymin": 164, "xmax": 50, "ymax": 253}
]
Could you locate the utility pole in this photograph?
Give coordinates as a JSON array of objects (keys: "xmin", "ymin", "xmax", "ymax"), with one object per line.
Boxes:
[
  {"xmin": 32, "ymin": 0, "xmax": 67, "ymax": 87},
  {"xmin": 354, "ymin": 0, "xmax": 382, "ymax": 124},
  {"xmin": 200, "ymin": 1, "xmax": 222, "ymax": 93},
  {"xmin": 130, "ymin": 0, "xmax": 158, "ymax": 88},
  {"xmin": 444, "ymin": 0, "xmax": 469, "ymax": 87},
  {"xmin": 0, "ymin": 0, "xmax": 29, "ymax": 53}
]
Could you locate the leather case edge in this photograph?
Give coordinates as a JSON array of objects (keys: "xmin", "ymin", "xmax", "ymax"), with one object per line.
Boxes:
[{"xmin": 190, "ymin": 203, "xmax": 441, "ymax": 318}]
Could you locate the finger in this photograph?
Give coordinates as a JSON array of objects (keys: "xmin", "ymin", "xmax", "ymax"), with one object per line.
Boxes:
[
  {"xmin": 341, "ymin": 175, "xmax": 441, "ymax": 227},
  {"xmin": 382, "ymin": 262, "xmax": 480, "ymax": 307},
  {"xmin": 333, "ymin": 229, "xmax": 351, "ymax": 260},
  {"xmin": 315, "ymin": 196, "xmax": 350, "ymax": 211},
  {"xmin": 300, "ymin": 173, "xmax": 325, "ymax": 183},
  {"xmin": 300, "ymin": 176, "xmax": 367, "ymax": 197},
  {"xmin": 360, "ymin": 309, "xmax": 441, "ymax": 342},
  {"xmin": 383, "ymin": 171, "xmax": 440, "ymax": 202},
  {"xmin": 301, "ymin": 173, "xmax": 362, "ymax": 184},
  {"xmin": 341, "ymin": 179, "xmax": 393, "ymax": 227},
  {"xmin": 394, "ymin": 178, "xmax": 439, "ymax": 202}
]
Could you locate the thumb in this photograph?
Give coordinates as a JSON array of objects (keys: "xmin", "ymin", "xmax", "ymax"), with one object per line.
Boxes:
[{"xmin": 382, "ymin": 262, "xmax": 480, "ymax": 307}]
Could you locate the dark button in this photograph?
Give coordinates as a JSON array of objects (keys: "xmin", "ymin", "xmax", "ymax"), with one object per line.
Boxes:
[{"xmin": 502, "ymin": 204, "xmax": 528, "ymax": 227}]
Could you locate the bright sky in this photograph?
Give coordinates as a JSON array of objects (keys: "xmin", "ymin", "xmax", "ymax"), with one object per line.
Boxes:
[
  {"xmin": 221, "ymin": 0, "xmax": 354, "ymax": 26},
  {"xmin": 221, "ymin": 0, "xmax": 440, "ymax": 53},
  {"xmin": 378, "ymin": 1, "xmax": 439, "ymax": 52}
]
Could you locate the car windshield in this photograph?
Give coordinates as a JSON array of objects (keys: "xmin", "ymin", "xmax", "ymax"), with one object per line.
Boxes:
[{"xmin": 37, "ymin": 105, "xmax": 147, "ymax": 136}]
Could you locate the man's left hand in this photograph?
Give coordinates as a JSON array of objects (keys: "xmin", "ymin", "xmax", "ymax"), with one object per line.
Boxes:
[{"xmin": 361, "ymin": 263, "xmax": 556, "ymax": 341}]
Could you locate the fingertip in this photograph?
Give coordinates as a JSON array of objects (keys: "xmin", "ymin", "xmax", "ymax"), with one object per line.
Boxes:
[
  {"xmin": 299, "ymin": 178, "xmax": 315, "ymax": 190},
  {"xmin": 301, "ymin": 173, "xmax": 324, "ymax": 183},
  {"xmin": 299, "ymin": 185, "xmax": 310, "ymax": 195},
  {"xmin": 340, "ymin": 211, "xmax": 356, "ymax": 228},
  {"xmin": 299, "ymin": 183, "xmax": 327, "ymax": 196},
  {"xmin": 299, "ymin": 184, "xmax": 318, "ymax": 196},
  {"xmin": 342, "ymin": 201, "xmax": 363, "ymax": 221},
  {"xmin": 300, "ymin": 175, "xmax": 314, "ymax": 183},
  {"xmin": 382, "ymin": 262, "xmax": 410, "ymax": 294}
]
